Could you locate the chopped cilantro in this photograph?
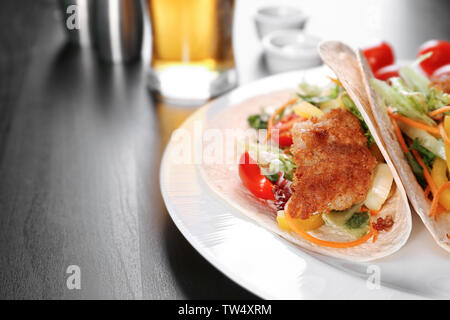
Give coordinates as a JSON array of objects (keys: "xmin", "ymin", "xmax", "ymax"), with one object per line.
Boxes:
[
  {"xmin": 265, "ymin": 173, "xmax": 279, "ymax": 183},
  {"xmin": 248, "ymin": 114, "xmax": 268, "ymax": 129},
  {"xmin": 409, "ymin": 138, "xmax": 437, "ymax": 170},
  {"xmin": 405, "ymin": 151, "xmax": 426, "ymax": 187},
  {"xmin": 345, "ymin": 212, "xmax": 369, "ymax": 229},
  {"xmin": 340, "ymin": 94, "xmax": 375, "ymax": 146}
]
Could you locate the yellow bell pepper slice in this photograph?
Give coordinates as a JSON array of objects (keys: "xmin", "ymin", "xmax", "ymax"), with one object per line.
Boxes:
[
  {"xmin": 277, "ymin": 210, "xmax": 324, "ymax": 231},
  {"xmin": 430, "ymin": 158, "xmax": 450, "ymax": 210},
  {"xmin": 293, "ymin": 101, "xmax": 324, "ymax": 119},
  {"xmin": 444, "ymin": 116, "xmax": 450, "ymax": 170},
  {"xmin": 318, "ymin": 96, "xmax": 342, "ymax": 113}
]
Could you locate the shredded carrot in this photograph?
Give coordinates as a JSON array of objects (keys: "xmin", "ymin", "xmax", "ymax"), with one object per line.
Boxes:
[
  {"xmin": 388, "ymin": 111, "xmax": 440, "ymax": 135},
  {"xmin": 360, "ymin": 207, "xmax": 379, "ymax": 216},
  {"xmin": 429, "ymin": 181, "xmax": 450, "ymax": 219},
  {"xmin": 359, "ymin": 207, "xmax": 377, "ymax": 216},
  {"xmin": 277, "ymin": 117, "xmax": 304, "ymax": 132},
  {"xmin": 327, "ymin": 76, "xmax": 342, "ymax": 87},
  {"xmin": 388, "ymin": 111, "xmax": 438, "ymax": 197},
  {"xmin": 388, "ymin": 115, "xmax": 409, "ymax": 153},
  {"xmin": 447, "ymin": 233, "xmax": 450, "ymax": 239},
  {"xmin": 439, "ymin": 122, "xmax": 450, "ymax": 148},
  {"xmin": 372, "ymin": 229, "xmax": 379, "ymax": 243},
  {"xmin": 285, "ymin": 212, "xmax": 375, "ymax": 248},
  {"xmin": 266, "ymin": 98, "xmax": 298, "ymax": 142},
  {"xmin": 428, "ymin": 106, "xmax": 450, "ymax": 117},
  {"xmin": 411, "ymin": 149, "xmax": 438, "ymax": 195},
  {"xmin": 435, "ymin": 205, "xmax": 446, "ymax": 219}
]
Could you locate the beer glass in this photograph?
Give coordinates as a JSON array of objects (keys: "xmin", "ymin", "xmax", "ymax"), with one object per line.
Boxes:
[{"xmin": 147, "ymin": 0, "xmax": 237, "ymax": 104}]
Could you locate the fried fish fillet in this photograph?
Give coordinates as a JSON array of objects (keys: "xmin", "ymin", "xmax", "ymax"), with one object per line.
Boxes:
[{"xmin": 285, "ymin": 108, "xmax": 377, "ymax": 219}]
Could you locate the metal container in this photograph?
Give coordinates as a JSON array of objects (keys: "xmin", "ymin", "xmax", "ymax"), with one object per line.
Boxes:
[
  {"xmin": 92, "ymin": 0, "xmax": 144, "ymax": 63},
  {"xmin": 60, "ymin": 0, "xmax": 94, "ymax": 47}
]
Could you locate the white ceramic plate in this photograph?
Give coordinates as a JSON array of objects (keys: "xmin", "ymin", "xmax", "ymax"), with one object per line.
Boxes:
[{"xmin": 160, "ymin": 66, "xmax": 450, "ymax": 299}]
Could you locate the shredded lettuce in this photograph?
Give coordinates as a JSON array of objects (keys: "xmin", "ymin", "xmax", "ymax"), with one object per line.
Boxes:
[
  {"xmin": 297, "ymin": 82, "xmax": 341, "ymax": 106},
  {"xmin": 340, "ymin": 93, "xmax": 375, "ymax": 146},
  {"xmin": 244, "ymin": 142, "xmax": 297, "ymax": 182},
  {"xmin": 399, "ymin": 61, "xmax": 449, "ymax": 112},
  {"xmin": 399, "ymin": 65, "xmax": 430, "ymax": 95},
  {"xmin": 397, "ymin": 122, "xmax": 446, "ymax": 159},
  {"xmin": 427, "ymin": 86, "xmax": 449, "ymax": 111},
  {"xmin": 372, "ymin": 54, "xmax": 448, "ymax": 121},
  {"xmin": 370, "ymin": 55, "xmax": 450, "ymax": 183},
  {"xmin": 298, "ymin": 82, "xmax": 322, "ymax": 97},
  {"xmin": 370, "ymin": 78, "xmax": 436, "ymax": 125},
  {"xmin": 389, "ymin": 77, "xmax": 428, "ymax": 113},
  {"xmin": 261, "ymin": 153, "xmax": 297, "ymax": 181}
]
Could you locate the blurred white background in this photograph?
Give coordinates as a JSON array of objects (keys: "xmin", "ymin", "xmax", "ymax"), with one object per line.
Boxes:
[{"xmin": 232, "ymin": 0, "xmax": 449, "ymax": 83}]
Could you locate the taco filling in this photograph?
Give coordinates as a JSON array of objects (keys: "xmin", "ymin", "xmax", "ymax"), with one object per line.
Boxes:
[
  {"xmin": 370, "ymin": 54, "xmax": 450, "ymax": 223},
  {"xmin": 286, "ymin": 108, "xmax": 377, "ymax": 219},
  {"xmin": 239, "ymin": 80, "xmax": 395, "ymax": 248}
]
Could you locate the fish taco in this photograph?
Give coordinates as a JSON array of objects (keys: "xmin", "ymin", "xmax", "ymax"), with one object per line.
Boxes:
[
  {"xmin": 356, "ymin": 47, "xmax": 450, "ymax": 252},
  {"xmin": 199, "ymin": 75, "xmax": 411, "ymax": 261}
]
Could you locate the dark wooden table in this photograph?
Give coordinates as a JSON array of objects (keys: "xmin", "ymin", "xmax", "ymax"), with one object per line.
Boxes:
[{"xmin": 0, "ymin": 0, "xmax": 448, "ymax": 299}]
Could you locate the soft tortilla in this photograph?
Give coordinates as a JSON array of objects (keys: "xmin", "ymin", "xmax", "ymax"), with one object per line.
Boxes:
[
  {"xmin": 198, "ymin": 89, "xmax": 411, "ymax": 261},
  {"xmin": 356, "ymin": 49, "xmax": 450, "ymax": 252}
]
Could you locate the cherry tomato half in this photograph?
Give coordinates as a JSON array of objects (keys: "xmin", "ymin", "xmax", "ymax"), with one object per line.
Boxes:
[
  {"xmin": 418, "ymin": 40, "xmax": 450, "ymax": 76},
  {"xmin": 432, "ymin": 64, "xmax": 450, "ymax": 78},
  {"xmin": 374, "ymin": 64, "xmax": 400, "ymax": 81},
  {"xmin": 431, "ymin": 64, "xmax": 450, "ymax": 94},
  {"xmin": 362, "ymin": 41, "xmax": 395, "ymax": 73},
  {"xmin": 239, "ymin": 152, "xmax": 275, "ymax": 200}
]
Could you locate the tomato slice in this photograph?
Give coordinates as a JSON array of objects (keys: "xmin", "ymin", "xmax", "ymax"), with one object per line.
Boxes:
[
  {"xmin": 239, "ymin": 152, "xmax": 275, "ymax": 200},
  {"xmin": 362, "ymin": 41, "xmax": 395, "ymax": 73},
  {"xmin": 374, "ymin": 64, "xmax": 400, "ymax": 81},
  {"xmin": 277, "ymin": 132, "xmax": 293, "ymax": 147},
  {"xmin": 418, "ymin": 40, "xmax": 450, "ymax": 76},
  {"xmin": 270, "ymin": 113, "xmax": 305, "ymax": 147}
]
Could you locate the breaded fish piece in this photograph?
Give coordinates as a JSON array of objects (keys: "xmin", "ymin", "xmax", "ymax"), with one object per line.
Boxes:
[{"xmin": 286, "ymin": 108, "xmax": 377, "ymax": 219}]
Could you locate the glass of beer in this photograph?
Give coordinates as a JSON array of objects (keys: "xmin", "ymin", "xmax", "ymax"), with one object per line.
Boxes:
[{"xmin": 147, "ymin": 0, "xmax": 237, "ymax": 104}]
